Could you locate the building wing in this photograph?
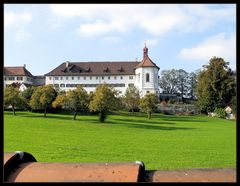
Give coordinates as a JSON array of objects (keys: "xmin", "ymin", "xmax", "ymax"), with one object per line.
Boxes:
[{"xmin": 45, "ymin": 61, "xmax": 140, "ymax": 76}]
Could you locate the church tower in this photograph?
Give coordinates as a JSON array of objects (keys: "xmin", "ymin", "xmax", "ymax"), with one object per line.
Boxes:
[{"xmin": 135, "ymin": 44, "xmax": 160, "ymax": 97}]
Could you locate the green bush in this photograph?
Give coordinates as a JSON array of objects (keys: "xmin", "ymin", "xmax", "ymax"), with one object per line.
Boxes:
[{"xmin": 214, "ymin": 108, "xmax": 226, "ymax": 118}]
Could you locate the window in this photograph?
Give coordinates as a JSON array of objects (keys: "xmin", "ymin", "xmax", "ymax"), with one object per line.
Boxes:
[
  {"xmin": 54, "ymin": 84, "xmax": 59, "ymax": 88},
  {"xmin": 90, "ymin": 76, "xmax": 92, "ymax": 80},
  {"xmin": 55, "ymin": 77, "xmax": 59, "ymax": 80},
  {"xmin": 146, "ymin": 73, "xmax": 150, "ymax": 82},
  {"xmin": 8, "ymin": 77, "xmax": 15, "ymax": 80},
  {"xmin": 128, "ymin": 83, "xmax": 134, "ymax": 87},
  {"xmin": 66, "ymin": 76, "xmax": 68, "ymax": 80},
  {"xmin": 147, "ymin": 91, "xmax": 150, "ymax": 93},
  {"xmin": 129, "ymin": 76, "xmax": 133, "ymax": 80},
  {"xmin": 78, "ymin": 76, "xmax": 80, "ymax": 80},
  {"xmin": 72, "ymin": 76, "xmax": 74, "ymax": 80},
  {"xmin": 4, "ymin": 77, "xmax": 7, "ymax": 81},
  {"xmin": 49, "ymin": 77, "xmax": 52, "ymax": 80},
  {"xmin": 60, "ymin": 77, "xmax": 63, "ymax": 80},
  {"xmin": 84, "ymin": 76, "xmax": 86, "ymax": 80},
  {"xmin": 17, "ymin": 77, "xmax": 23, "ymax": 80},
  {"xmin": 120, "ymin": 76, "xmax": 123, "ymax": 80},
  {"xmin": 102, "ymin": 76, "xmax": 104, "ymax": 80},
  {"xmin": 60, "ymin": 84, "xmax": 65, "ymax": 87},
  {"xmin": 96, "ymin": 77, "xmax": 98, "ymax": 80},
  {"xmin": 108, "ymin": 76, "xmax": 110, "ymax": 80},
  {"xmin": 114, "ymin": 76, "xmax": 117, "ymax": 80}
]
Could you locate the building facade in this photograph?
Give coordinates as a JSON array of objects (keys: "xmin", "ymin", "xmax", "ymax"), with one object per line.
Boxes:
[
  {"xmin": 45, "ymin": 46, "xmax": 160, "ymax": 96},
  {"xmin": 3, "ymin": 65, "xmax": 45, "ymax": 91}
]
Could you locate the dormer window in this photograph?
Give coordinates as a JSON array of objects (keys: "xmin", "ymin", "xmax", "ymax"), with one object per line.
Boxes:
[
  {"xmin": 86, "ymin": 67, "xmax": 91, "ymax": 72},
  {"xmin": 118, "ymin": 67, "xmax": 124, "ymax": 72},
  {"xmin": 103, "ymin": 67, "xmax": 110, "ymax": 73}
]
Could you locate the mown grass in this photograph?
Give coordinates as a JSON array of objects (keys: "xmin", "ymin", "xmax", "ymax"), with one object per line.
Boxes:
[{"xmin": 4, "ymin": 111, "xmax": 236, "ymax": 170}]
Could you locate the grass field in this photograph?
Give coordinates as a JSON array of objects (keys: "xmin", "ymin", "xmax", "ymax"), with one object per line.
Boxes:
[{"xmin": 4, "ymin": 111, "xmax": 236, "ymax": 170}]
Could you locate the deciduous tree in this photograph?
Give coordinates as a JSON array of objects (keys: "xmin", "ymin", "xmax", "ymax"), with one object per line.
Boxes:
[
  {"xmin": 66, "ymin": 86, "xmax": 89, "ymax": 120},
  {"xmin": 21, "ymin": 86, "xmax": 35, "ymax": 111},
  {"xmin": 4, "ymin": 86, "xmax": 24, "ymax": 115},
  {"xmin": 89, "ymin": 84, "xmax": 118, "ymax": 122},
  {"xmin": 124, "ymin": 85, "xmax": 140, "ymax": 112},
  {"xmin": 196, "ymin": 57, "xmax": 236, "ymax": 113},
  {"xmin": 140, "ymin": 93, "xmax": 159, "ymax": 119},
  {"xmin": 29, "ymin": 85, "xmax": 56, "ymax": 117}
]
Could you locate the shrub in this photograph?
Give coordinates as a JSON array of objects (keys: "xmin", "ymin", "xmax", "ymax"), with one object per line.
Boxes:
[{"xmin": 214, "ymin": 108, "xmax": 226, "ymax": 118}]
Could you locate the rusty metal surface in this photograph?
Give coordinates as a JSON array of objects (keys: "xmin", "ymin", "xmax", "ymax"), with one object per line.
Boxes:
[
  {"xmin": 151, "ymin": 168, "xmax": 236, "ymax": 182},
  {"xmin": 4, "ymin": 152, "xmax": 37, "ymax": 182},
  {"xmin": 11, "ymin": 162, "xmax": 143, "ymax": 182},
  {"xmin": 4, "ymin": 153, "xmax": 17, "ymax": 165}
]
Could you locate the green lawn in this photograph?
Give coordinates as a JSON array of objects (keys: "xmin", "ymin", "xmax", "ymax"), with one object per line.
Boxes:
[{"xmin": 4, "ymin": 111, "xmax": 236, "ymax": 170}]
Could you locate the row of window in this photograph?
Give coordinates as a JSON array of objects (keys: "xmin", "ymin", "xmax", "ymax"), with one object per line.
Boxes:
[
  {"xmin": 4, "ymin": 76, "xmax": 33, "ymax": 81},
  {"xmin": 4, "ymin": 76, "xmax": 24, "ymax": 81},
  {"xmin": 49, "ymin": 76, "xmax": 134, "ymax": 81},
  {"xmin": 53, "ymin": 83, "xmax": 128, "ymax": 88}
]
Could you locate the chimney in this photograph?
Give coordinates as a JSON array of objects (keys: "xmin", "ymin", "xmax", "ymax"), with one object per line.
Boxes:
[
  {"xmin": 23, "ymin": 64, "xmax": 26, "ymax": 68},
  {"xmin": 66, "ymin": 61, "xmax": 70, "ymax": 68}
]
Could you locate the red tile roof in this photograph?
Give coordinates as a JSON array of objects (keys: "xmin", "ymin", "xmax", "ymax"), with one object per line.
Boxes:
[
  {"xmin": 45, "ymin": 61, "xmax": 141, "ymax": 76},
  {"xmin": 4, "ymin": 67, "xmax": 33, "ymax": 77},
  {"xmin": 135, "ymin": 56, "xmax": 159, "ymax": 69}
]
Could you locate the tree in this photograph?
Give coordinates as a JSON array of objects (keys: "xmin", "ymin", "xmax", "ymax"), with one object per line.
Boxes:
[
  {"xmin": 231, "ymin": 95, "xmax": 236, "ymax": 116},
  {"xmin": 124, "ymin": 85, "xmax": 140, "ymax": 112},
  {"xmin": 21, "ymin": 86, "xmax": 35, "ymax": 111},
  {"xmin": 29, "ymin": 85, "xmax": 56, "ymax": 117},
  {"xmin": 66, "ymin": 86, "xmax": 89, "ymax": 120},
  {"xmin": 4, "ymin": 86, "xmax": 24, "ymax": 115},
  {"xmin": 52, "ymin": 86, "xmax": 89, "ymax": 120},
  {"xmin": 51, "ymin": 92, "xmax": 68, "ymax": 110},
  {"xmin": 196, "ymin": 57, "xmax": 236, "ymax": 113},
  {"xmin": 140, "ymin": 93, "xmax": 159, "ymax": 119},
  {"xmin": 89, "ymin": 84, "xmax": 118, "ymax": 122},
  {"xmin": 159, "ymin": 69, "xmax": 179, "ymax": 94},
  {"xmin": 187, "ymin": 71, "xmax": 198, "ymax": 99},
  {"xmin": 176, "ymin": 69, "xmax": 189, "ymax": 99}
]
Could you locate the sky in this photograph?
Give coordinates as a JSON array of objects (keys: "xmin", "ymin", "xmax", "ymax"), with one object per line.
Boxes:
[{"xmin": 4, "ymin": 4, "xmax": 236, "ymax": 76}]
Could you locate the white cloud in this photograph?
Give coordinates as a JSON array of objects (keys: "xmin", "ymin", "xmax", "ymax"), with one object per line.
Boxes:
[
  {"xmin": 102, "ymin": 36, "xmax": 122, "ymax": 43},
  {"xmin": 141, "ymin": 38, "xmax": 159, "ymax": 47},
  {"xmin": 4, "ymin": 11, "xmax": 32, "ymax": 27},
  {"xmin": 4, "ymin": 11, "xmax": 32, "ymax": 42},
  {"xmin": 49, "ymin": 4, "xmax": 235, "ymax": 37},
  {"xmin": 178, "ymin": 33, "xmax": 236, "ymax": 66},
  {"xmin": 77, "ymin": 20, "xmax": 128, "ymax": 37},
  {"xmin": 15, "ymin": 29, "xmax": 31, "ymax": 42}
]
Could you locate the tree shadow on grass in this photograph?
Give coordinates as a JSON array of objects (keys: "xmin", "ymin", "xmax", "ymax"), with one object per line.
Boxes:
[
  {"xmin": 111, "ymin": 118, "xmax": 176, "ymax": 125},
  {"xmin": 112, "ymin": 111, "xmax": 208, "ymax": 123},
  {"xmin": 127, "ymin": 123, "xmax": 196, "ymax": 130},
  {"xmin": 148, "ymin": 114, "xmax": 208, "ymax": 123},
  {"xmin": 5, "ymin": 112, "xmax": 75, "ymax": 121},
  {"xmin": 113, "ymin": 122, "xmax": 195, "ymax": 131},
  {"xmin": 105, "ymin": 119, "xmax": 196, "ymax": 131}
]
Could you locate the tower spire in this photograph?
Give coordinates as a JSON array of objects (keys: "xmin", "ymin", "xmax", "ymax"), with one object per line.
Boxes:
[{"xmin": 143, "ymin": 42, "xmax": 148, "ymax": 59}]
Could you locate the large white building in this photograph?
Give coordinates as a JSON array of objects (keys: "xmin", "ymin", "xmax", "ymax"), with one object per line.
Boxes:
[
  {"xmin": 4, "ymin": 65, "xmax": 45, "ymax": 91},
  {"xmin": 45, "ymin": 46, "xmax": 160, "ymax": 96}
]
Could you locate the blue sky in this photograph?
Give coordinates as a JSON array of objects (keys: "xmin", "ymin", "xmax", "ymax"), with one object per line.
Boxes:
[{"xmin": 4, "ymin": 4, "xmax": 236, "ymax": 76}]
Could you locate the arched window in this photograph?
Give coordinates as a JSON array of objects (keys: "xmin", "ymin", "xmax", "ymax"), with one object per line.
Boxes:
[{"xmin": 146, "ymin": 73, "xmax": 150, "ymax": 82}]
